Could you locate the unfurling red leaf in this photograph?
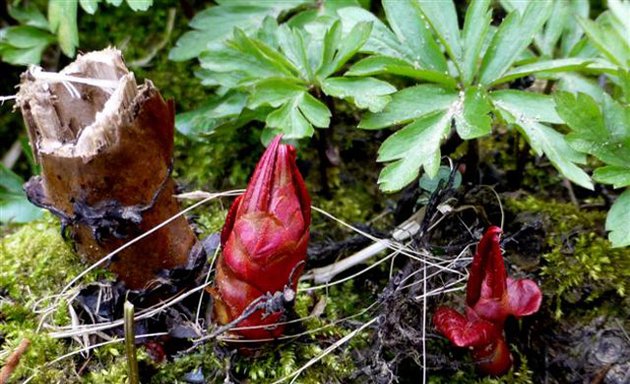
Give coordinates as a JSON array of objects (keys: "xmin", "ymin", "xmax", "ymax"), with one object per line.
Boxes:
[
  {"xmin": 433, "ymin": 307, "xmax": 498, "ymax": 348},
  {"xmin": 434, "ymin": 226, "xmax": 542, "ymax": 376}
]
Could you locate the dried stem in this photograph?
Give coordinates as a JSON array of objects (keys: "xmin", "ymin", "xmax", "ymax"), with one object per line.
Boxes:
[{"xmin": 0, "ymin": 338, "xmax": 31, "ymax": 384}]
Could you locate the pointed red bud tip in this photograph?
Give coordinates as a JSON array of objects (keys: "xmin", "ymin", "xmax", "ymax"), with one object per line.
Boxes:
[
  {"xmin": 466, "ymin": 226, "xmax": 506, "ymax": 309},
  {"xmin": 435, "ymin": 226, "xmax": 542, "ymax": 376},
  {"xmin": 213, "ymin": 135, "xmax": 311, "ymax": 339}
]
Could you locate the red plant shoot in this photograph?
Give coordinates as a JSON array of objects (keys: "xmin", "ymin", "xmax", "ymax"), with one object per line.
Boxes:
[
  {"xmin": 212, "ymin": 135, "xmax": 311, "ymax": 339},
  {"xmin": 433, "ymin": 226, "xmax": 542, "ymax": 376}
]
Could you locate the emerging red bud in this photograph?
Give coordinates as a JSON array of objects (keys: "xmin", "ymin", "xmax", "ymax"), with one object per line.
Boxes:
[
  {"xmin": 433, "ymin": 226, "xmax": 542, "ymax": 376},
  {"xmin": 212, "ymin": 135, "xmax": 311, "ymax": 339}
]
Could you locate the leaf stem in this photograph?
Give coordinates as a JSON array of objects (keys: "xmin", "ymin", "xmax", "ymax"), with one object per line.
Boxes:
[{"xmin": 124, "ymin": 301, "xmax": 140, "ymax": 384}]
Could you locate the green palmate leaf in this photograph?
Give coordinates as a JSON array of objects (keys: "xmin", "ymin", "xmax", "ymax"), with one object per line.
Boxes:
[
  {"xmin": 0, "ymin": 25, "xmax": 55, "ymax": 65},
  {"xmin": 608, "ymin": 0, "xmax": 630, "ymax": 37},
  {"xmin": 321, "ymin": 77, "xmax": 396, "ymax": 112},
  {"xmin": 606, "ymin": 189, "xmax": 630, "ymax": 247},
  {"xmin": 478, "ymin": 0, "xmax": 553, "ymax": 85},
  {"xmin": 561, "ymin": 0, "xmax": 589, "ymax": 57},
  {"xmin": 265, "ymin": 92, "xmax": 331, "ymax": 140},
  {"xmin": 277, "ymin": 25, "xmax": 312, "ymax": 82},
  {"xmin": 248, "ymin": 78, "xmax": 306, "ymax": 108},
  {"xmin": 79, "ymin": 0, "xmax": 99, "ymax": 14},
  {"xmin": 556, "ymin": 73, "xmax": 606, "ymax": 103},
  {"xmin": 317, "ymin": 21, "xmax": 372, "ymax": 79},
  {"xmin": 321, "ymin": 20, "xmax": 342, "ymax": 68},
  {"xmin": 233, "ymin": 29, "xmax": 300, "ymax": 77},
  {"xmin": 416, "ymin": 0, "xmax": 462, "ymax": 64},
  {"xmin": 337, "ymin": 2, "xmax": 446, "ymax": 72},
  {"xmin": 299, "ymin": 92, "xmax": 331, "ymax": 128},
  {"xmin": 594, "ymin": 166, "xmax": 630, "ymax": 189},
  {"xmin": 555, "ymin": 92, "xmax": 630, "ymax": 168},
  {"xmin": 491, "ymin": 90, "xmax": 563, "ymax": 124},
  {"xmin": 454, "ymin": 87, "xmax": 492, "ymax": 140},
  {"xmin": 535, "ymin": 0, "xmax": 570, "ymax": 57},
  {"xmin": 492, "ymin": 58, "xmax": 593, "ymax": 86},
  {"xmin": 337, "ymin": 7, "xmax": 406, "ymax": 59},
  {"xmin": 0, "ymin": 165, "xmax": 42, "ymax": 224},
  {"xmin": 126, "ymin": 0, "xmax": 152, "ymax": 11},
  {"xmin": 199, "ymin": 30, "xmax": 300, "ymax": 87},
  {"xmin": 461, "ymin": 0, "xmax": 491, "ymax": 85},
  {"xmin": 265, "ymin": 100, "xmax": 312, "ymax": 139},
  {"xmin": 492, "ymin": 91, "xmax": 593, "ymax": 190},
  {"xmin": 8, "ymin": 5, "xmax": 50, "ymax": 29},
  {"xmin": 288, "ymin": 0, "xmax": 360, "ymax": 28},
  {"xmin": 381, "ymin": 0, "xmax": 446, "ymax": 71},
  {"xmin": 169, "ymin": 1, "xmax": 309, "ymax": 61},
  {"xmin": 0, "ymin": 45, "xmax": 47, "ymax": 65},
  {"xmin": 345, "ymin": 55, "xmax": 457, "ymax": 87},
  {"xmin": 2, "ymin": 26, "xmax": 55, "ymax": 49},
  {"xmin": 48, "ymin": 0, "xmax": 78, "ymax": 57},
  {"xmin": 175, "ymin": 92, "xmax": 248, "ymax": 137},
  {"xmin": 377, "ymin": 111, "xmax": 452, "ymax": 192},
  {"xmin": 359, "ymin": 84, "xmax": 458, "ymax": 129},
  {"xmin": 578, "ymin": 12, "xmax": 630, "ymax": 68}
]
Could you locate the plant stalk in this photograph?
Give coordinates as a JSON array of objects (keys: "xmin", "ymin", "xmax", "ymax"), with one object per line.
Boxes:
[{"xmin": 124, "ymin": 301, "xmax": 140, "ymax": 384}]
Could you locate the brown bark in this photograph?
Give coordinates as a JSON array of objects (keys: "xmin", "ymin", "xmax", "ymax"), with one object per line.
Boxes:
[{"xmin": 16, "ymin": 48, "xmax": 195, "ymax": 289}]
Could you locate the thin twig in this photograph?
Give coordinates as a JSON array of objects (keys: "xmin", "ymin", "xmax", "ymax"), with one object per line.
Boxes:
[
  {"xmin": 0, "ymin": 338, "xmax": 30, "ymax": 384},
  {"xmin": 0, "ymin": 95, "xmax": 17, "ymax": 104}
]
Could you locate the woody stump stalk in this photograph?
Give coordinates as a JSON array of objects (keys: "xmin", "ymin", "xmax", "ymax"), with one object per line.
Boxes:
[{"xmin": 16, "ymin": 48, "xmax": 195, "ymax": 289}]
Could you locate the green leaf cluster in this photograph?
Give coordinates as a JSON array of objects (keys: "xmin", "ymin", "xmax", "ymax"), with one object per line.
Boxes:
[
  {"xmin": 0, "ymin": 5, "xmax": 54, "ymax": 65},
  {"xmin": 175, "ymin": 1, "xmax": 396, "ymax": 142},
  {"xmin": 342, "ymin": 0, "xmax": 595, "ymax": 192},
  {"xmin": 171, "ymin": 0, "xmax": 629, "ymax": 211},
  {"xmin": 555, "ymin": 91, "xmax": 630, "ymax": 247},
  {"xmin": 1, "ymin": 0, "xmax": 153, "ymax": 63}
]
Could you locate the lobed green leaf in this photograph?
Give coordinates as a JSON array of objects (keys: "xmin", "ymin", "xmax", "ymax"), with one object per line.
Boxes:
[
  {"xmin": 321, "ymin": 77, "xmax": 396, "ymax": 112},
  {"xmin": 48, "ymin": 0, "xmax": 78, "ymax": 57},
  {"xmin": 492, "ymin": 58, "xmax": 594, "ymax": 86},
  {"xmin": 460, "ymin": 0, "xmax": 492, "ymax": 85},
  {"xmin": 478, "ymin": 0, "xmax": 553, "ymax": 85},
  {"xmin": 377, "ymin": 111, "xmax": 452, "ymax": 192},
  {"xmin": 416, "ymin": 0, "xmax": 462, "ymax": 65},
  {"xmin": 359, "ymin": 84, "xmax": 458, "ymax": 129},
  {"xmin": 594, "ymin": 166, "xmax": 630, "ymax": 189},
  {"xmin": 578, "ymin": 12, "xmax": 630, "ymax": 68},
  {"xmin": 493, "ymin": 91, "xmax": 593, "ymax": 190},
  {"xmin": 346, "ymin": 55, "xmax": 457, "ymax": 87},
  {"xmin": 606, "ymin": 189, "xmax": 630, "ymax": 247},
  {"xmin": 454, "ymin": 87, "xmax": 492, "ymax": 140}
]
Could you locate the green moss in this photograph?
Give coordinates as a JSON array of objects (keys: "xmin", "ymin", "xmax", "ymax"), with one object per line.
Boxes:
[
  {"xmin": 228, "ymin": 281, "xmax": 369, "ymax": 383},
  {"xmin": 506, "ymin": 196, "xmax": 630, "ymax": 318},
  {"xmin": 0, "ymin": 214, "xmax": 113, "ymax": 383},
  {"xmin": 149, "ymin": 344, "xmax": 224, "ymax": 383},
  {"xmin": 190, "ymin": 203, "xmax": 228, "ymax": 239}
]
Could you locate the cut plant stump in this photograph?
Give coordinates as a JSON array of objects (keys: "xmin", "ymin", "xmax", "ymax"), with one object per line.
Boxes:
[{"xmin": 16, "ymin": 48, "xmax": 195, "ymax": 289}]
